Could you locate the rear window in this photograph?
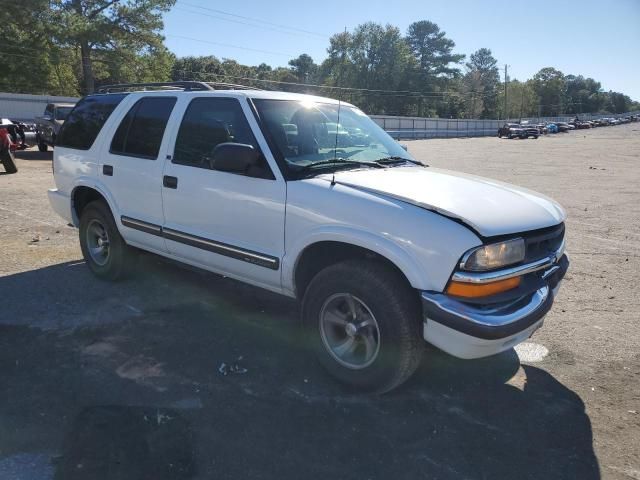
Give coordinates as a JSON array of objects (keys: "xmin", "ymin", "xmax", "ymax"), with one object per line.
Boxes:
[
  {"xmin": 110, "ymin": 97, "xmax": 176, "ymax": 159},
  {"xmin": 56, "ymin": 94, "xmax": 127, "ymax": 150}
]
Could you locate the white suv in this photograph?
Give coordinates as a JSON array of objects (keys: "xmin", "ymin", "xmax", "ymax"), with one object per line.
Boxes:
[{"xmin": 48, "ymin": 82, "xmax": 568, "ymax": 392}]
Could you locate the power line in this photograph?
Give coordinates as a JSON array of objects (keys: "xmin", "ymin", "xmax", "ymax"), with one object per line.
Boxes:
[
  {"xmin": 164, "ymin": 34, "xmax": 295, "ymax": 57},
  {"xmin": 177, "ymin": 1, "xmax": 329, "ymax": 38},
  {"xmin": 175, "ymin": 69, "xmax": 499, "ymax": 98},
  {"xmin": 173, "ymin": 5, "xmax": 320, "ymax": 39}
]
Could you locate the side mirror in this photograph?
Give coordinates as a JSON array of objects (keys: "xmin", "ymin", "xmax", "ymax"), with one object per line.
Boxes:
[
  {"xmin": 400, "ymin": 144, "xmax": 408, "ymax": 151},
  {"xmin": 42, "ymin": 115, "xmax": 52, "ymax": 121},
  {"xmin": 209, "ymin": 143, "xmax": 258, "ymax": 172}
]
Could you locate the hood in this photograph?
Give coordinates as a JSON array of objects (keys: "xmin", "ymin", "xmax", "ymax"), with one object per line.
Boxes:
[{"xmin": 326, "ymin": 166, "xmax": 565, "ymax": 237}]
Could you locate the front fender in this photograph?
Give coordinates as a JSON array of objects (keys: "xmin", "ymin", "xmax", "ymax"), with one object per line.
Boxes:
[{"xmin": 282, "ymin": 225, "xmax": 427, "ymax": 296}]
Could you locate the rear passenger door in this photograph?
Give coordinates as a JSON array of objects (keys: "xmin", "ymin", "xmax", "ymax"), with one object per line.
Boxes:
[
  {"xmin": 160, "ymin": 96, "xmax": 286, "ymax": 290},
  {"xmin": 100, "ymin": 95, "xmax": 177, "ymax": 253}
]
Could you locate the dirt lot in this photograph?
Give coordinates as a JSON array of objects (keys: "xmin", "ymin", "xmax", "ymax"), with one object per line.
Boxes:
[{"xmin": 1, "ymin": 125, "xmax": 639, "ymax": 479}]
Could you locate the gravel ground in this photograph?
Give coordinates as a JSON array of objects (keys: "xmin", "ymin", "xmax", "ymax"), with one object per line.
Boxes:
[{"xmin": 0, "ymin": 125, "xmax": 638, "ymax": 479}]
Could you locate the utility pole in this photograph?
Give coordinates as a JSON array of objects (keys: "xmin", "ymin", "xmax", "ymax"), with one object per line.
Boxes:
[
  {"xmin": 504, "ymin": 64, "xmax": 508, "ymax": 121},
  {"xmin": 519, "ymin": 88, "xmax": 525, "ymax": 122}
]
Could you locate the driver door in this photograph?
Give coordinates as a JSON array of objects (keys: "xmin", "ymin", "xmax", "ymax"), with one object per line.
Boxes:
[{"xmin": 160, "ymin": 96, "xmax": 286, "ymax": 291}]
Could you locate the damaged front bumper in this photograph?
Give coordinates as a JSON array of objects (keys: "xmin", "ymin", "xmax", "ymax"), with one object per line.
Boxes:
[{"xmin": 421, "ymin": 254, "xmax": 569, "ymax": 359}]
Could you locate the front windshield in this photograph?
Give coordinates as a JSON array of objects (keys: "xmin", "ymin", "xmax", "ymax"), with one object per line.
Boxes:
[
  {"xmin": 55, "ymin": 107, "xmax": 73, "ymax": 120},
  {"xmin": 253, "ymin": 99, "xmax": 414, "ymax": 174}
]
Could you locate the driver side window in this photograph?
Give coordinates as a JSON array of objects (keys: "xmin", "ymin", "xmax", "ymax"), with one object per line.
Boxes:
[{"xmin": 173, "ymin": 97, "xmax": 273, "ymax": 179}]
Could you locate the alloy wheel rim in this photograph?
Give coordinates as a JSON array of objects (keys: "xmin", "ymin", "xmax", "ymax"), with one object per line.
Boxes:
[
  {"xmin": 86, "ymin": 219, "xmax": 110, "ymax": 266},
  {"xmin": 319, "ymin": 293, "xmax": 381, "ymax": 370}
]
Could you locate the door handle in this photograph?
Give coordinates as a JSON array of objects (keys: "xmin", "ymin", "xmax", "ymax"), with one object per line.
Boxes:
[
  {"xmin": 103, "ymin": 165, "xmax": 113, "ymax": 176},
  {"xmin": 163, "ymin": 175, "xmax": 178, "ymax": 189}
]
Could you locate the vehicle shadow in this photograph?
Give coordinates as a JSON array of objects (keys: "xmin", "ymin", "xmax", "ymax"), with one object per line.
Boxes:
[
  {"xmin": 14, "ymin": 149, "xmax": 52, "ymax": 161},
  {"xmin": 0, "ymin": 256, "xmax": 600, "ymax": 480}
]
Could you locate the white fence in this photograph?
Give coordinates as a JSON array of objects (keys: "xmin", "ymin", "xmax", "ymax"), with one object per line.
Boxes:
[
  {"xmin": 371, "ymin": 112, "xmax": 640, "ymax": 139},
  {"xmin": 0, "ymin": 92, "xmax": 80, "ymax": 121}
]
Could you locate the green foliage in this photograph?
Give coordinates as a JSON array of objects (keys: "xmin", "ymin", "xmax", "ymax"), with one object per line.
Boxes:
[
  {"xmin": 462, "ymin": 48, "xmax": 500, "ymax": 118},
  {"xmin": 1, "ymin": 6, "xmax": 636, "ymax": 117}
]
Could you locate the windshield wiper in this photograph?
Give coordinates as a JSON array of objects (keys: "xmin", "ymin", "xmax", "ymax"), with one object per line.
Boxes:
[
  {"xmin": 296, "ymin": 158, "xmax": 384, "ymax": 172},
  {"xmin": 374, "ymin": 156, "xmax": 424, "ymax": 166}
]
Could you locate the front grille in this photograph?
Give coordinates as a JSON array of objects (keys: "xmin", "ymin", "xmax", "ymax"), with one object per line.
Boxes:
[{"xmin": 523, "ymin": 223, "xmax": 564, "ymax": 263}]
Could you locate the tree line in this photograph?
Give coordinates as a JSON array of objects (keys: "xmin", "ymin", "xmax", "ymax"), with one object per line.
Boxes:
[{"xmin": 1, "ymin": 0, "xmax": 638, "ymax": 118}]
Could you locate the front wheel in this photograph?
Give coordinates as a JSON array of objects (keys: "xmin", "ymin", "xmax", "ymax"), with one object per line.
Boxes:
[
  {"xmin": 79, "ymin": 200, "xmax": 134, "ymax": 280},
  {"xmin": 302, "ymin": 260, "xmax": 423, "ymax": 393},
  {"xmin": 1, "ymin": 149, "xmax": 17, "ymax": 174}
]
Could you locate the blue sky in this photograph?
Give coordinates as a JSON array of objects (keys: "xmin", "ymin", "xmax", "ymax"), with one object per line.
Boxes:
[{"xmin": 163, "ymin": 0, "xmax": 640, "ymax": 100}]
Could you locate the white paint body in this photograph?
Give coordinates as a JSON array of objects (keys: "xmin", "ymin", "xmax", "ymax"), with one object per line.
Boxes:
[{"xmin": 49, "ymin": 89, "xmax": 566, "ymax": 358}]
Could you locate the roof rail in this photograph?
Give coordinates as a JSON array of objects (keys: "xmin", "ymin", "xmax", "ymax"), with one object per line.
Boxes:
[
  {"xmin": 96, "ymin": 81, "xmax": 213, "ymax": 93},
  {"xmin": 96, "ymin": 81, "xmax": 264, "ymax": 93},
  {"xmin": 202, "ymin": 82, "xmax": 265, "ymax": 91}
]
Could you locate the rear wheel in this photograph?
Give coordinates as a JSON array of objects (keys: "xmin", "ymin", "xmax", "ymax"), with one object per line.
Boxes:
[
  {"xmin": 1, "ymin": 149, "xmax": 17, "ymax": 174},
  {"xmin": 79, "ymin": 200, "xmax": 133, "ymax": 280},
  {"xmin": 302, "ymin": 260, "xmax": 423, "ymax": 393}
]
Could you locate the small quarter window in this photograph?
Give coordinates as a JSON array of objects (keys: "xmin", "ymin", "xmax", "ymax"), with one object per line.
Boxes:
[{"xmin": 110, "ymin": 97, "xmax": 176, "ymax": 159}]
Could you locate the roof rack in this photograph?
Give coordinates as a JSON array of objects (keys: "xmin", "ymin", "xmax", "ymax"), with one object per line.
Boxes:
[{"xmin": 96, "ymin": 81, "xmax": 263, "ymax": 93}]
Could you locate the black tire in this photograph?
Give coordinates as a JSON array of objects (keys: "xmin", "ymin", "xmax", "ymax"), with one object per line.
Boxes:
[
  {"xmin": 36, "ymin": 134, "xmax": 48, "ymax": 152},
  {"xmin": 533, "ymin": 135, "xmax": 539, "ymax": 139},
  {"xmin": 79, "ymin": 200, "xmax": 133, "ymax": 280},
  {"xmin": 1, "ymin": 149, "xmax": 17, "ymax": 174},
  {"xmin": 302, "ymin": 260, "xmax": 423, "ymax": 393}
]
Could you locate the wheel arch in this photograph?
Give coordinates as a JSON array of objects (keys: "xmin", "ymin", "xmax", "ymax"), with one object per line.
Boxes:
[
  {"xmin": 287, "ymin": 231, "xmax": 425, "ymax": 300},
  {"xmin": 70, "ymin": 182, "xmax": 118, "ymax": 227}
]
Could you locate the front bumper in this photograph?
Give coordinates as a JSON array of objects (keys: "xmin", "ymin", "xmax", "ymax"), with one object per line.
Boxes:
[{"xmin": 421, "ymin": 254, "xmax": 568, "ymax": 359}]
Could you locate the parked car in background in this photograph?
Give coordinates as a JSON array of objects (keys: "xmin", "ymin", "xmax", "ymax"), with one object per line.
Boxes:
[
  {"xmin": 554, "ymin": 122, "xmax": 571, "ymax": 133},
  {"xmin": 535, "ymin": 123, "xmax": 548, "ymax": 134},
  {"xmin": 47, "ymin": 81, "xmax": 569, "ymax": 392},
  {"xmin": 546, "ymin": 123, "xmax": 559, "ymax": 133},
  {"xmin": 518, "ymin": 124, "xmax": 540, "ymax": 139},
  {"xmin": 35, "ymin": 102, "xmax": 75, "ymax": 152},
  {"xmin": 498, "ymin": 123, "xmax": 524, "ymax": 139}
]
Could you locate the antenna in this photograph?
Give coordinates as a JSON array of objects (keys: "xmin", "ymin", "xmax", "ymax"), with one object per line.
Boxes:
[{"xmin": 333, "ymin": 27, "xmax": 347, "ymax": 162}]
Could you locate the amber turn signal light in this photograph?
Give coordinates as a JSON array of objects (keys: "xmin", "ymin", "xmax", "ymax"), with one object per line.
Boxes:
[{"xmin": 446, "ymin": 276, "xmax": 521, "ymax": 298}]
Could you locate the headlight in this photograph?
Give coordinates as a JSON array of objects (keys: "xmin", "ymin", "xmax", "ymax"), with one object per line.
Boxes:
[{"xmin": 460, "ymin": 238, "xmax": 525, "ymax": 271}]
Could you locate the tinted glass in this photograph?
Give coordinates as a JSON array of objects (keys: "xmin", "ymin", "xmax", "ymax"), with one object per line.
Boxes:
[
  {"xmin": 57, "ymin": 94, "xmax": 127, "ymax": 150},
  {"xmin": 54, "ymin": 107, "xmax": 73, "ymax": 120},
  {"xmin": 173, "ymin": 97, "xmax": 259, "ymax": 169},
  {"xmin": 110, "ymin": 97, "xmax": 176, "ymax": 159}
]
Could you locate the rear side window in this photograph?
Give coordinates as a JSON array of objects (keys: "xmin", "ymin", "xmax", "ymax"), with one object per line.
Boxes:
[
  {"xmin": 57, "ymin": 94, "xmax": 127, "ymax": 150},
  {"xmin": 110, "ymin": 97, "xmax": 176, "ymax": 159}
]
